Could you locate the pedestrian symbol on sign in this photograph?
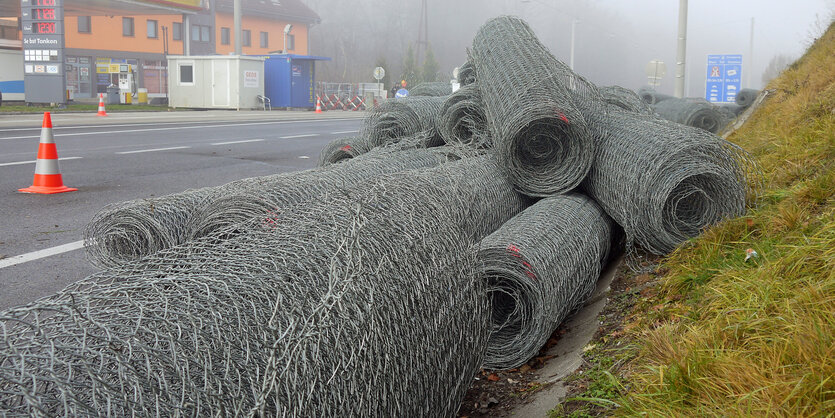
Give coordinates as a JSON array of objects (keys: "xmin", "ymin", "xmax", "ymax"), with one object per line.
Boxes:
[{"xmin": 710, "ymin": 66, "xmax": 721, "ymax": 77}]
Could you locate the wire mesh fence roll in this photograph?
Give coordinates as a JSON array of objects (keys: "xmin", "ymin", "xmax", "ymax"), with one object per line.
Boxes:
[
  {"xmin": 458, "ymin": 59, "xmax": 476, "ymax": 86},
  {"xmin": 471, "ymin": 16, "xmax": 603, "ymax": 197},
  {"xmin": 317, "ymin": 136, "xmax": 376, "ymax": 166},
  {"xmin": 734, "ymin": 88, "xmax": 760, "ymax": 107},
  {"xmin": 0, "ymin": 157, "xmax": 525, "ymax": 416},
  {"xmin": 359, "ymin": 96, "xmax": 446, "ymax": 147},
  {"xmin": 637, "ymin": 87, "xmax": 675, "ymax": 105},
  {"xmin": 477, "ymin": 193, "xmax": 613, "ymax": 370},
  {"xmin": 600, "ymin": 85, "xmax": 654, "ymax": 115},
  {"xmin": 410, "ymin": 81, "xmax": 453, "ymax": 97},
  {"xmin": 582, "ymin": 109, "xmax": 755, "ymax": 256},
  {"xmin": 652, "ymin": 98, "xmax": 726, "ymax": 134},
  {"xmin": 720, "ymin": 103, "xmax": 745, "ymax": 117},
  {"xmin": 187, "ymin": 147, "xmax": 471, "ymax": 240},
  {"xmin": 437, "ymin": 83, "xmax": 490, "ymax": 148},
  {"xmin": 84, "ymin": 147, "xmax": 456, "ymax": 268}
]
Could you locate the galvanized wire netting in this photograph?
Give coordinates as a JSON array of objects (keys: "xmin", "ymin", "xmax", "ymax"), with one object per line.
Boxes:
[
  {"xmin": 720, "ymin": 103, "xmax": 745, "ymax": 117},
  {"xmin": 652, "ymin": 98, "xmax": 726, "ymax": 134},
  {"xmin": 478, "ymin": 193, "xmax": 613, "ymax": 369},
  {"xmin": 735, "ymin": 88, "xmax": 760, "ymax": 107},
  {"xmin": 84, "ymin": 147, "xmax": 458, "ymax": 268},
  {"xmin": 437, "ymin": 83, "xmax": 490, "ymax": 148},
  {"xmin": 0, "ymin": 156, "xmax": 527, "ymax": 416},
  {"xmin": 317, "ymin": 136, "xmax": 376, "ymax": 166},
  {"xmin": 410, "ymin": 81, "xmax": 453, "ymax": 97},
  {"xmin": 186, "ymin": 146, "xmax": 478, "ymax": 242},
  {"xmin": 583, "ymin": 108, "xmax": 754, "ymax": 255},
  {"xmin": 471, "ymin": 15, "xmax": 605, "ymax": 197},
  {"xmin": 458, "ymin": 59, "xmax": 476, "ymax": 86},
  {"xmin": 637, "ymin": 87, "xmax": 674, "ymax": 105},
  {"xmin": 360, "ymin": 96, "xmax": 447, "ymax": 147},
  {"xmin": 600, "ymin": 85, "xmax": 654, "ymax": 115}
]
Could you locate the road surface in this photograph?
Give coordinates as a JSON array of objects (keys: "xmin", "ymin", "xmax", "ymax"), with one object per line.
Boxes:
[{"xmin": 0, "ymin": 110, "xmax": 364, "ymax": 310}]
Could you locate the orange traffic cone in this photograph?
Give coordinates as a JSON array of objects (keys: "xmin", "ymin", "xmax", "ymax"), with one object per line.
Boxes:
[
  {"xmin": 315, "ymin": 96, "xmax": 323, "ymax": 113},
  {"xmin": 97, "ymin": 93, "xmax": 108, "ymax": 116},
  {"xmin": 18, "ymin": 112, "xmax": 78, "ymax": 194}
]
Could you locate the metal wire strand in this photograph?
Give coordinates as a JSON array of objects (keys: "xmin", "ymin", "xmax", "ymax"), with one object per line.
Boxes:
[
  {"xmin": 478, "ymin": 193, "xmax": 613, "ymax": 370},
  {"xmin": 471, "ymin": 15, "xmax": 605, "ymax": 197}
]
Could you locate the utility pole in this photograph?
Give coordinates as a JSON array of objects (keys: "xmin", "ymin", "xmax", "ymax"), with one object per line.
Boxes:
[
  {"xmin": 234, "ymin": 0, "xmax": 242, "ymax": 55},
  {"xmin": 569, "ymin": 19, "xmax": 578, "ymax": 70},
  {"xmin": 416, "ymin": 0, "xmax": 428, "ymax": 65},
  {"xmin": 747, "ymin": 17, "xmax": 754, "ymax": 88},
  {"xmin": 674, "ymin": 0, "xmax": 687, "ymax": 98}
]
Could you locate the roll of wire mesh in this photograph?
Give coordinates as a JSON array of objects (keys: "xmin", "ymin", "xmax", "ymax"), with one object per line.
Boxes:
[
  {"xmin": 583, "ymin": 108, "xmax": 755, "ymax": 255},
  {"xmin": 317, "ymin": 136, "xmax": 376, "ymax": 166},
  {"xmin": 458, "ymin": 59, "xmax": 476, "ymax": 86},
  {"xmin": 84, "ymin": 147, "xmax": 458, "ymax": 268},
  {"xmin": 478, "ymin": 193, "xmax": 613, "ymax": 369},
  {"xmin": 409, "ymin": 81, "xmax": 453, "ymax": 97},
  {"xmin": 359, "ymin": 96, "xmax": 446, "ymax": 147},
  {"xmin": 0, "ymin": 156, "xmax": 527, "ymax": 416},
  {"xmin": 734, "ymin": 88, "xmax": 760, "ymax": 107},
  {"xmin": 471, "ymin": 16, "xmax": 604, "ymax": 197},
  {"xmin": 600, "ymin": 85, "xmax": 654, "ymax": 115},
  {"xmin": 437, "ymin": 83, "xmax": 490, "ymax": 148},
  {"xmin": 652, "ymin": 97, "xmax": 726, "ymax": 134},
  {"xmin": 637, "ymin": 87, "xmax": 674, "ymax": 105},
  {"xmin": 186, "ymin": 146, "xmax": 470, "ymax": 241}
]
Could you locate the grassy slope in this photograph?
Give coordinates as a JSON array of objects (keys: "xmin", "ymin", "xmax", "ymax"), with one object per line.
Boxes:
[
  {"xmin": 618, "ymin": 22, "xmax": 835, "ymax": 416},
  {"xmin": 555, "ymin": 22, "xmax": 835, "ymax": 417}
]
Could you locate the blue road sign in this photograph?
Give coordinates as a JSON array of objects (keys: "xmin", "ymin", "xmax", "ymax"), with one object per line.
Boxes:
[
  {"xmin": 705, "ymin": 54, "xmax": 743, "ymax": 103},
  {"xmin": 395, "ymin": 88, "xmax": 409, "ymax": 98}
]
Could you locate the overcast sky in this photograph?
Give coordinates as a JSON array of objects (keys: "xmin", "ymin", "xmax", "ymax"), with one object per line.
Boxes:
[
  {"xmin": 572, "ymin": 0, "xmax": 835, "ymax": 93},
  {"xmin": 307, "ymin": 0, "xmax": 834, "ymax": 94}
]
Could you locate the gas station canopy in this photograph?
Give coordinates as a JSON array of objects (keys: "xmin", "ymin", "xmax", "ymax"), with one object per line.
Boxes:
[{"xmin": 0, "ymin": 0, "xmax": 204, "ymax": 17}]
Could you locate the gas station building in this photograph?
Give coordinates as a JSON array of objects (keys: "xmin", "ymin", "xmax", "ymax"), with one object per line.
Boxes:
[{"xmin": 0, "ymin": 0, "xmax": 320, "ymax": 103}]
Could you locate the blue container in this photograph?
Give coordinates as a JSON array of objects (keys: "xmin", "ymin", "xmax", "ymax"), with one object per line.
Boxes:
[{"xmin": 258, "ymin": 54, "xmax": 330, "ymax": 108}]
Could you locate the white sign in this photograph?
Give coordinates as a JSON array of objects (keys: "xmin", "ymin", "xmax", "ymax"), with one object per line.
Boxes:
[
  {"xmin": 373, "ymin": 66, "xmax": 385, "ymax": 81},
  {"xmin": 244, "ymin": 70, "xmax": 259, "ymax": 88}
]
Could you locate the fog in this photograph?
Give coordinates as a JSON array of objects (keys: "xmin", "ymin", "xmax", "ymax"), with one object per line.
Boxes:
[{"xmin": 305, "ymin": 0, "xmax": 834, "ymax": 95}]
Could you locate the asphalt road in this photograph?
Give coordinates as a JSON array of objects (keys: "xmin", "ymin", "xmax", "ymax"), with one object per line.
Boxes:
[{"xmin": 0, "ymin": 110, "xmax": 364, "ymax": 310}]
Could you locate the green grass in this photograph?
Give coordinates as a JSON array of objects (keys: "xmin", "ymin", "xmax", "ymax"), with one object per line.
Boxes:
[
  {"xmin": 0, "ymin": 103, "xmax": 177, "ymax": 113},
  {"xmin": 613, "ymin": 21, "xmax": 835, "ymax": 416}
]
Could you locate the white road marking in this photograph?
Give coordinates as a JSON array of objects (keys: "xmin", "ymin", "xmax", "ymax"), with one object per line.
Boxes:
[
  {"xmin": 298, "ymin": 155, "xmax": 310, "ymax": 159},
  {"xmin": 211, "ymin": 138, "xmax": 265, "ymax": 145},
  {"xmin": 281, "ymin": 134, "xmax": 318, "ymax": 139},
  {"xmin": 331, "ymin": 130, "xmax": 358, "ymax": 134},
  {"xmin": 0, "ymin": 156, "xmax": 83, "ymax": 167},
  {"xmin": 116, "ymin": 146, "xmax": 190, "ymax": 155},
  {"xmin": 0, "ymin": 119, "xmax": 360, "ymax": 140},
  {"xmin": 0, "ymin": 240, "xmax": 85, "ymax": 269}
]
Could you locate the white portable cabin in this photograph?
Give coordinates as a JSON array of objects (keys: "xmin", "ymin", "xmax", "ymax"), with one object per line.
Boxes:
[{"xmin": 167, "ymin": 55, "xmax": 265, "ymax": 109}]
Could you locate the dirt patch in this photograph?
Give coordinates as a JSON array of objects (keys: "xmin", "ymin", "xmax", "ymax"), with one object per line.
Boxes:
[
  {"xmin": 457, "ymin": 326, "xmax": 572, "ymax": 417},
  {"xmin": 556, "ymin": 254, "xmax": 664, "ymax": 417}
]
